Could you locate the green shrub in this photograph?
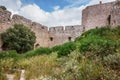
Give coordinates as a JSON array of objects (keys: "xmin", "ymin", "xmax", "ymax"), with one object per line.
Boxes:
[
  {"xmin": 75, "ymin": 27, "xmax": 110, "ymax": 42},
  {"xmin": 0, "ymin": 50, "xmax": 18, "ymax": 59},
  {"xmin": 51, "ymin": 45, "xmax": 62, "ymax": 52},
  {"xmin": 1, "ymin": 24, "xmax": 36, "ymax": 53},
  {"xmin": 34, "ymin": 47, "xmax": 52, "ymax": 55},
  {"xmin": 79, "ymin": 37, "xmax": 117, "ymax": 58},
  {"xmin": 24, "ymin": 47, "xmax": 52, "ymax": 58},
  {"xmin": 0, "ymin": 6, "xmax": 6, "ymax": 10},
  {"xmin": 57, "ymin": 42, "xmax": 76, "ymax": 57},
  {"xmin": 75, "ymin": 26, "xmax": 120, "ymax": 59}
]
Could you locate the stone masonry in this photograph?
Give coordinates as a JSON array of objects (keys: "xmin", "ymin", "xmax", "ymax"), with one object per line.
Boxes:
[
  {"xmin": 82, "ymin": 1, "xmax": 120, "ymax": 31},
  {"xmin": 0, "ymin": 1, "xmax": 120, "ymax": 50},
  {"xmin": 0, "ymin": 9, "xmax": 83, "ymax": 49}
]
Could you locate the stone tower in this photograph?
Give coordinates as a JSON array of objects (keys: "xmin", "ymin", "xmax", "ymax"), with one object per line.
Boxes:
[
  {"xmin": 82, "ymin": 1, "xmax": 120, "ymax": 31},
  {"xmin": 110, "ymin": 0, "xmax": 120, "ymax": 27}
]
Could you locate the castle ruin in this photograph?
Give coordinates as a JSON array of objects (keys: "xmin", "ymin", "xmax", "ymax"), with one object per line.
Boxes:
[
  {"xmin": 82, "ymin": 1, "xmax": 120, "ymax": 31},
  {"xmin": 0, "ymin": 1, "xmax": 120, "ymax": 50}
]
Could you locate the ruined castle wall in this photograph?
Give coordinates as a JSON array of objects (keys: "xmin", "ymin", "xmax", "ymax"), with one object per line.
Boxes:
[
  {"xmin": 0, "ymin": 10, "xmax": 12, "ymax": 32},
  {"xmin": 12, "ymin": 14, "xmax": 49, "ymax": 48},
  {"xmin": 0, "ymin": 9, "xmax": 83, "ymax": 49},
  {"xmin": 82, "ymin": 2, "xmax": 115, "ymax": 31},
  {"xmin": 48, "ymin": 25, "xmax": 82, "ymax": 47},
  {"xmin": 0, "ymin": 10, "xmax": 13, "ymax": 50},
  {"xmin": 65, "ymin": 25, "xmax": 83, "ymax": 38},
  {"xmin": 0, "ymin": 10, "xmax": 11, "ymax": 23},
  {"xmin": 48, "ymin": 26, "xmax": 65, "ymax": 47},
  {"xmin": 110, "ymin": 4, "xmax": 120, "ymax": 27}
]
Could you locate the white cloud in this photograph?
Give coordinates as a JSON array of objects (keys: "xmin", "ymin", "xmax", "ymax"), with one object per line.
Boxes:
[
  {"xmin": 0, "ymin": 0, "xmax": 22, "ymax": 14},
  {"xmin": 19, "ymin": 4, "xmax": 49, "ymax": 22},
  {"xmin": 18, "ymin": 4, "xmax": 85, "ymax": 27},
  {"xmin": 53, "ymin": 6, "xmax": 60, "ymax": 11},
  {"xmin": 0, "ymin": 0, "xmax": 116, "ymax": 27}
]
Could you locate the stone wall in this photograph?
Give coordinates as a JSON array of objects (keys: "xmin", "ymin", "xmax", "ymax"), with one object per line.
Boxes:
[
  {"xmin": 82, "ymin": 1, "xmax": 115, "ymax": 31},
  {"xmin": 12, "ymin": 14, "xmax": 49, "ymax": 48},
  {"xmin": 0, "ymin": 9, "xmax": 83, "ymax": 49},
  {"xmin": 110, "ymin": 2, "xmax": 120, "ymax": 27},
  {"xmin": 48, "ymin": 25, "xmax": 83, "ymax": 47}
]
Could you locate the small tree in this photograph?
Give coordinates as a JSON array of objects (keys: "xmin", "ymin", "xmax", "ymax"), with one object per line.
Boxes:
[
  {"xmin": 1, "ymin": 24, "xmax": 36, "ymax": 53},
  {"xmin": 0, "ymin": 6, "xmax": 6, "ymax": 10}
]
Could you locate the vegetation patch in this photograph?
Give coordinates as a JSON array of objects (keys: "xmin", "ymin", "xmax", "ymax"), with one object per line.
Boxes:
[
  {"xmin": 1, "ymin": 24, "xmax": 36, "ymax": 53},
  {"xmin": 0, "ymin": 26, "xmax": 120, "ymax": 80}
]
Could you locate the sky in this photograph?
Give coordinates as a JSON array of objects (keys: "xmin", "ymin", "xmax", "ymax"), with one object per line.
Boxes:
[{"xmin": 0, "ymin": 0, "xmax": 115, "ymax": 27}]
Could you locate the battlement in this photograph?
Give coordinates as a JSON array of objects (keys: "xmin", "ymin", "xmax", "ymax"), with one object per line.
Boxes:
[
  {"xmin": 49, "ymin": 25, "xmax": 82, "ymax": 32},
  {"xmin": 49, "ymin": 26, "xmax": 64, "ymax": 32},
  {"xmin": 65, "ymin": 25, "xmax": 82, "ymax": 31}
]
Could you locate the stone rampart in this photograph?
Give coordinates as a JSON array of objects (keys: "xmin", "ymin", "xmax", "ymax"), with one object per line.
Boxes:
[
  {"xmin": 48, "ymin": 25, "xmax": 82, "ymax": 47},
  {"xmin": 0, "ymin": 9, "xmax": 82, "ymax": 49},
  {"xmin": 110, "ymin": 2, "xmax": 120, "ymax": 27},
  {"xmin": 82, "ymin": 2, "xmax": 115, "ymax": 31}
]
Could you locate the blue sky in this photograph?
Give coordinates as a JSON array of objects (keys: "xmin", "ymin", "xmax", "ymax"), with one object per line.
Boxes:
[
  {"xmin": 21, "ymin": 0, "xmax": 70, "ymax": 12},
  {"xmin": 21, "ymin": 0, "xmax": 90, "ymax": 12},
  {"xmin": 0, "ymin": 0, "xmax": 115, "ymax": 27}
]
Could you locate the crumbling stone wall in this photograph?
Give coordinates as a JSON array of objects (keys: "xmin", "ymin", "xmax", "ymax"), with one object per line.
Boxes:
[
  {"xmin": 12, "ymin": 14, "xmax": 49, "ymax": 48},
  {"xmin": 0, "ymin": 9, "xmax": 83, "ymax": 50},
  {"xmin": 0, "ymin": 9, "xmax": 13, "ymax": 49},
  {"xmin": 82, "ymin": 2, "xmax": 116, "ymax": 31},
  {"xmin": 48, "ymin": 25, "xmax": 83, "ymax": 47},
  {"xmin": 110, "ymin": 2, "xmax": 120, "ymax": 27}
]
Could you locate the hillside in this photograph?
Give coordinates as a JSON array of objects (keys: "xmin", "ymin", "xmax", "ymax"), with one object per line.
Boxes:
[{"xmin": 0, "ymin": 26, "xmax": 120, "ymax": 80}]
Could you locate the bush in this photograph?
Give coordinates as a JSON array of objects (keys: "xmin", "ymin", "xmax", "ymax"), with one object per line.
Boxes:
[
  {"xmin": 1, "ymin": 24, "xmax": 36, "ymax": 53},
  {"xmin": 0, "ymin": 6, "xmax": 6, "ymax": 10},
  {"xmin": 79, "ymin": 37, "xmax": 117, "ymax": 58},
  {"xmin": 24, "ymin": 47, "xmax": 52, "ymax": 58},
  {"xmin": 0, "ymin": 50, "xmax": 18, "ymax": 59},
  {"xmin": 75, "ymin": 26, "xmax": 120, "ymax": 59},
  {"xmin": 51, "ymin": 45, "xmax": 62, "ymax": 52},
  {"xmin": 57, "ymin": 42, "xmax": 76, "ymax": 57}
]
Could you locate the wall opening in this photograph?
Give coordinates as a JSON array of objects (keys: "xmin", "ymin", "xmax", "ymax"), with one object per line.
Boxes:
[
  {"xmin": 50, "ymin": 37, "xmax": 53, "ymax": 41},
  {"xmin": 68, "ymin": 37, "xmax": 72, "ymax": 41},
  {"xmin": 42, "ymin": 27, "xmax": 44, "ymax": 29},
  {"xmin": 35, "ymin": 43, "xmax": 40, "ymax": 48},
  {"xmin": 83, "ymin": 26, "xmax": 85, "ymax": 32},
  {"xmin": 107, "ymin": 15, "xmax": 111, "ymax": 25}
]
